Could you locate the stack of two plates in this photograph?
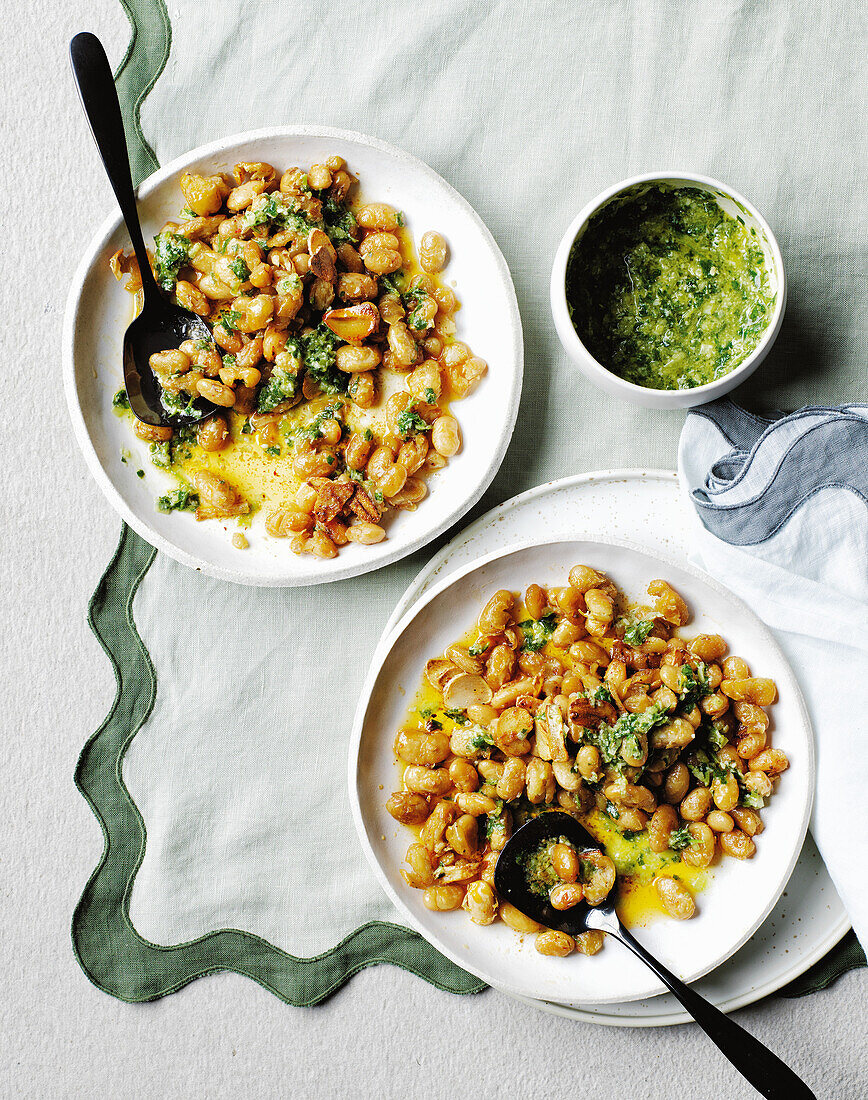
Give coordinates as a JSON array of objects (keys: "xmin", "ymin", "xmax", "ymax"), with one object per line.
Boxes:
[{"xmin": 350, "ymin": 471, "xmax": 847, "ymax": 1024}]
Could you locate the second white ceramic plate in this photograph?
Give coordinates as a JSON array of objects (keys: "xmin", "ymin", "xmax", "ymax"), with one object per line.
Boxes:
[
  {"xmin": 63, "ymin": 126, "xmax": 522, "ymax": 586},
  {"xmin": 351, "ymin": 531, "xmax": 814, "ymax": 1006},
  {"xmin": 384, "ymin": 470, "xmax": 848, "ymax": 1023}
]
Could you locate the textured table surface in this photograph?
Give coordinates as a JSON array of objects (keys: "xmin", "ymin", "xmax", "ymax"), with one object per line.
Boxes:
[{"xmin": 2, "ymin": 2, "xmax": 865, "ymax": 1098}]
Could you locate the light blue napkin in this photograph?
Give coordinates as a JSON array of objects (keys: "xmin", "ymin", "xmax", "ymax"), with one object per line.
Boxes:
[{"xmin": 678, "ymin": 400, "xmax": 868, "ymax": 947}]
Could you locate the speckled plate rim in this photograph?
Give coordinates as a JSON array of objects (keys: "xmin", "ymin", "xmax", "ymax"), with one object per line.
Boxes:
[
  {"xmin": 62, "ymin": 124, "xmax": 523, "ymax": 587},
  {"xmin": 384, "ymin": 469, "xmax": 849, "ymax": 1024}
]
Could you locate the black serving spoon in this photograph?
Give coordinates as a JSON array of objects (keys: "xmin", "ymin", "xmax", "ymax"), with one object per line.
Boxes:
[
  {"xmin": 69, "ymin": 32, "xmax": 215, "ymax": 428},
  {"xmin": 495, "ymin": 811, "xmax": 816, "ymax": 1099}
]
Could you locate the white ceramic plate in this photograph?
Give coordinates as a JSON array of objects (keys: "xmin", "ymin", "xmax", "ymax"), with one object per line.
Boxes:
[
  {"xmin": 351, "ymin": 534, "xmax": 814, "ymax": 1006},
  {"xmin": 63, "ymin": 126, "xmax": 523, "ymax": 587},
  {"xmin": 384, "ymin": 470, "xmax": 848, "ymax": 1023}
]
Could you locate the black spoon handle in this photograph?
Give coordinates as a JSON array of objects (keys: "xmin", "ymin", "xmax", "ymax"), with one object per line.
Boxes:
[
  {"xmin": 69, "ymin": 31, "xmax": 158, "ymax": 297},
  {"xmin": 610, "ymin": 923, "xmax": 815, "ymax": 1098}
]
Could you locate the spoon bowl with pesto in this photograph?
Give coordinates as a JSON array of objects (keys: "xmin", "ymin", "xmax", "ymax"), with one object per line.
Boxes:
[
  {"xmin": 496, "ymin": 812, "xmax": 816, "ymax": 1099},
  {"xmin": 550, "ymin": 173, "xmax": 785, "ymax": 408}
]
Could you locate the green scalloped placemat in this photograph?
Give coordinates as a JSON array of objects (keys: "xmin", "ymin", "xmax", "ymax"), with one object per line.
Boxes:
[
  {"xmin": 71, "ymin": 0, "xmax": 863, "ymax": 1009},
  {"xmin": 70, "ymin": 0, "xmax": 483, "ymax": 1004},
  {"xmin": 73, "ymin": 523, "xmax": 484, "ymax": 1003}
]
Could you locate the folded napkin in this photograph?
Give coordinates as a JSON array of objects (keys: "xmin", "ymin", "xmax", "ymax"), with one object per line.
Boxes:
[{"xmin": 678, "ymin": 400, "xmax": 868, "ymax": 948}]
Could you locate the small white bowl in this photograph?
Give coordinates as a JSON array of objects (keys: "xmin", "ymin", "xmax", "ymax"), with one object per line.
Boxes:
[{"xmin": 550, "ymin": 172, "xmax": 786, "ymax": 409}]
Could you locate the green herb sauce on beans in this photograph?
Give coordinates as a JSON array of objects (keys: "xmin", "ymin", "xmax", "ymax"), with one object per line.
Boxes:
[{"xmin": 567, "ymin": 184, "xmax": 775, "ymax": 390}]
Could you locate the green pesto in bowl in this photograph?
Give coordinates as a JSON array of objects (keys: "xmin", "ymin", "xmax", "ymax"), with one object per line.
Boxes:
[{"xmin": 566, "ymin": 183, "xmax": 776, "ymax": 390}]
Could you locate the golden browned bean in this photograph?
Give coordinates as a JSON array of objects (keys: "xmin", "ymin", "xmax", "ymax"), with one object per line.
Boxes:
[
  {"xmin": 731, "ymin": 807, "xmax": 764, "ymax": 836},
  {"xmin": 401, "ymin": 843, "xmax": 436, "ymax": 888},
  {"xmin": 431, "ymin": 415, "xmax": 461, "ymax": 457},
  {"xmin": 737, "ymin": 731, "xmax": 768, "ymax": 760},
  {"xmin": 720, "ymin": 678, "xmax": 777, "ymax": 706},
  {"xmin": 265, "ymin": 509, "xmax": 313, "ymax": 537},
  {"xmin": 423, "ymin": 884, "xmax": 465, "ymax": 911},
  {"xmin": 357, "ymin": 203, "xmax": 399, "ymax": 230},
  {"xmin": 196, "ymin": 378, "xmax": 235, "ymax": 406},
  {"xmin": 707, "ymin": 810, "xmax": 735, "ymax": 833},
  {"xmin": 751, "ymin": 749, "xmax": 789, "ymax": 774},
  {"xmin": 366, "ymin": 446, "xmax": 407, "ymax": 497},
  {"xmin": 582, "ymin": 851, "xmax": 616, "ymax": 905},
  {"xmin": 734, "ymin": 701, "xmax": 770, "ymax": 730},
  {"xmin": 700, "ymin": 692, "xmax": 730, "ymax": 720},
  {"xmin": 680, "ymin": 786, "xmax": 713, "ymax": 821},
  {"xmin": 467, "ymin": 702, "xmax": 498, "ymax": 725},
  {"xmin": 659, "ymin": 663, "xmax": 681, "ymax": 692},
  {"xmin": 454, "ymin": 792, "xmax": 498, "ymax": 816},
  {"xmin": 338, "ymin": 273, "xmax": 379, "ymax": 301},
  {"xmin": 478, "ymin": 589, "xmax": 515, "ymax": 634},
  {"xmin": 652, "ymin": 688, "xmax": 680, "ymax": 714},
  {"xmin": 444, "ymin": 644, "xmax": 483, "ymax": 675},
  {"xmin": 403, "ymin": 761, "xmax": 452, "ymax": 796},
  {"xmin": 387, "ymin": 321, "xmax": 419, "ymax": 367},
  {"xmin": 464, "ymin": 880, "xmax": 497, "ymax": 925},
  {"xmin": 500, "ymin": 902, "xmax": 541, "ymax": 933},
  {"xmin": 535, "ymin": 930, "xmax": 575, "ymax": 957},
  {"xmin": 654, "ymin": 876, "xmax": 696, "ymax": 919},
  {"xmin": 346, "ymin": 372, "xmax": 376, "ymax": 410},
  {"xmin": 648, "ymin": 579, "xmax": 689, "ymax": 625},
  {"xmin": 604, "ymin": 781, "xmax": 656, "ymax": 814},
  {"xmin": 683, "ymin": 822, "xmax": 715, "ymax": 868},
  {"xmin": 569, "ymin": 640, "xmax": 609, "ymax": 664},
  {"xmin": 723, "ymin": 656, "xmax": 751, "ymax": 679},
  {"xmin": 743, "ymin": 770, "xmax": 773, "ymax": 797},
  {"xmin": 719, "ymin": 830, "xmax": 756, "ymax": 859},
  {"xmin": 363, "ymin": 248, "xmax": 402, "ymax": 275},
  {"xmin": 526, "ymin": 758, "xmax": 555, "ymax": 805},
  {"xmin": 476, "ymin": 759, "xmax": 503, "ymax": 785},
  {"xmin": 386, "ymin": 791, "xmax": 428, "ymax": 825},
  {"xmin": 360, "ymin": 231, "xmax": 401, "ymax": 256},
  {"xmin": 648, "ymin": 805, "xmax": 679, "ymax": 852},
  {"xmin": 585, "ymin": 588, "xmax": 614, "ymax": 621},
  {"xmin": 345, "ymin": 521, "xmax": 386, "ymax": 545},
  {"xmin": 576, "ymin": 745, "xmax": 602, "ymax": 782},
  {"xmin": 651, "ymin": 717, "xmax": 696, "ymax": 751},
  {"xmin": 551, "ymin": 843, "xmax": 580, "ymax": 883},
  {"xmin": 449, "ymin": 758, "xmax": 479, "ymax": 793},
  {"xmin": 150, "ymin": 348, "xmax": 191, "ymax": 375},
  {"xmin": 663, "ymin": 763, "xmax": 691, "ymax": 804},
  {"xmin": 394, "ymin": 728, "xmax": 450, "ymax": 766},
  {"xmin": 307, "ymin": 163, "xmax": 332, "ymax": 190},
  {"xmin": 445, "ymin": 814, "xmax": 478, "ymax": 859},
  {"xmin": 568, "ymin": 565, "xmax": 609, "ymax": 593},
  {"xmin": 419, "ymin": 801, "xmax": 457, "ymax": 849},
  {"xmin": 496, "ymin": 757, "xmax": 526, "ymax": 802},
  {"xmin": 133, "ymin": 419, "xmax": 173, "ymax": 443},
  {"xmin": 179, "ymin": 171, "xmax": 229, "ymax": 216},
  {"xmin": 176, "ymin": 279, "xmax": 209, "ymax": 315},
  {"xmin": 688, "ymin": 634, "xmax": 728, "ymax": 661},
  {"xmin": 718, "ymin": 744, "xmax": 745, "ymax": 774},
  {"xmin": 712, "ymin": 772, "xmax": 740, "ymax": 812},
  {"xmin": 408, "ymin": 360, "xmax": 442, "ymax": 401},
  {"xmin": 420, "ymin": 230, "xmax": 449, "ymax": 272},
  {"xmin": 576, "ymin": 931, "xmax": 606, "ymax": 956},
  {"xmin": 550, "ymin": 883, "xmax": 584, "ymax": 910}
]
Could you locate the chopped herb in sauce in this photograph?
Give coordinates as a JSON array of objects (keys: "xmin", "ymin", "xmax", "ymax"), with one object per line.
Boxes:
[
  {"xmin": 519, "ymin": 612, "xmax": 558, "ymax": 652},
  {"xmin": 567, "ymin": 183, "xmax": 775, "ymax": 390},
  {"xmin": 156, "ymin": 486, "xmax": 199, "ymax": 513}
]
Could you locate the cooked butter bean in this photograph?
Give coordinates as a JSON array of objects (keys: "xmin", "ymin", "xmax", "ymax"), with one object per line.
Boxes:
[{"xmin": 654, "ymin": 876, "xmax": 696, "ymax": 919}]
